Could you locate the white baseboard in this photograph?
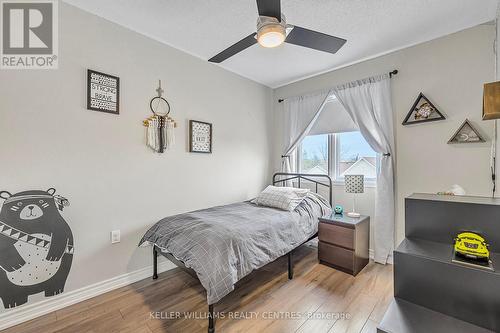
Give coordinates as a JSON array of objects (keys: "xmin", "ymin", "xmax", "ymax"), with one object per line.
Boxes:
[{"xmin": 0, "ymin": 260, "xmax": 176, "ymax": 330}]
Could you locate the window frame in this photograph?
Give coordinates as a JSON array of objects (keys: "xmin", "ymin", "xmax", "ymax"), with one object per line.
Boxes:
[
  {"xmin": 298, "ymin": 132, "xmax": 377, "ymax": 187},
  {"xmin": 296, "ymin": 133, "xmax": 330, "ymax": 177}
]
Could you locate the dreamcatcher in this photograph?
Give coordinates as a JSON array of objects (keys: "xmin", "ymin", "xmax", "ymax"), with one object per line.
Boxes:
[{"xmin": 143, "ymin": 80, "xmax": 177, "ymax": 153}]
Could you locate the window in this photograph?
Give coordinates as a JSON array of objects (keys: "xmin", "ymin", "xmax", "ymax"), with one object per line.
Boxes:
[
  {"xmin": 336, "ymin": 132, "xmax": 377, "ymax": 181},
  {"xmin": 299, "ymin": 134, "xmax": 329, "ymax": 175},
  {"xmin": 298, "ymin": 131, "xmax": 377, "ymax": 184}
]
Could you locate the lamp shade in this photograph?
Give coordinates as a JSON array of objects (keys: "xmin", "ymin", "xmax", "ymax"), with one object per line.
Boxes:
[{"xmin": 345, "ymin": 175, "xmax": 364, "ymax": 194}]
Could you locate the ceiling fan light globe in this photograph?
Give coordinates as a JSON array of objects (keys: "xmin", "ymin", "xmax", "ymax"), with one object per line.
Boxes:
[{"xmin": 257, "ymin": 24, "xmax": 285, "ymax": 48}]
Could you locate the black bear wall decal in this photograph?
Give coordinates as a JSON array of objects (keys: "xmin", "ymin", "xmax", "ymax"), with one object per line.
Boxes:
[{"xmin": 0, "ymin": 188, "xmax": 74, "ymax": 309}]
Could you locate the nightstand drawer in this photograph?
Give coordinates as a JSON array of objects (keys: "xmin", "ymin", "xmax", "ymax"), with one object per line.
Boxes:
[
  {"xmin": 319, "ymin": 222, "xmax": 354, "ymax": 249},
  {"xmin": 319, "ymin": 242, "xmax": 354, "ymax": 270}
]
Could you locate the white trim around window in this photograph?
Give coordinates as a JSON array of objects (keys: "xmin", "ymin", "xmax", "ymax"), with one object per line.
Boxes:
[{"xmin": 298, "ymin": 133, "xmax": 377, "ymax": 188}]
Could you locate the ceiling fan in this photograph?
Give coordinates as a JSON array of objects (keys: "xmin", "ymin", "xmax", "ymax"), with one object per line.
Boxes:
[{"xmin": 208, "ymin": 0, "xmax": 347, "ymax": 63}]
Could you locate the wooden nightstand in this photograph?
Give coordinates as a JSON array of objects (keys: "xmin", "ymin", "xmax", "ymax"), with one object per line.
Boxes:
[{"xmin": 318, "ymin": 214, "xmax": 370, "ymax": 276}]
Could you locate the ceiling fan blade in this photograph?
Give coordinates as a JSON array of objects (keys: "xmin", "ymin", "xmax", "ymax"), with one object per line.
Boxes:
[
  {"xmin": 256, "ymin": 0, "xmax": 281, "ymax": 20},
  {"xmin": 208, "ymin": 33, "xmax": 257, "ymax": 63},
  {"xmin": 285, "ymin": 26, "xmax": 346, "ymax": 54}
]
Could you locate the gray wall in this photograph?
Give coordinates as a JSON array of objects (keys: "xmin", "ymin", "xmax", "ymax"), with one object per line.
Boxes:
[
  {"xmin": 0, "ymin": 3, "xmax": 273, "ymax": 311},
  {"xmin": 273, "ymin": 24, "xmax": 496, "ymax": 248}
]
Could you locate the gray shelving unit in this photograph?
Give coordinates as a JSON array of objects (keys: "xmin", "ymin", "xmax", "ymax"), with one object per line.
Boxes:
[
  {"xmin": 378, "ymin": 298, "xmax": 492, "ymax": 333},
  {"xmin": 378, "ymin": 194, "xmax": 500, "ymax": 333}
]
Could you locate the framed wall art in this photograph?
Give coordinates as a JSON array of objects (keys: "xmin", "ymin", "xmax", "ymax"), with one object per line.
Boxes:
[
  {"xmin": 448, "ymin": 119, "xmax": 485, "ymax": 144},
  {"xmin": 189, "ymin": 120, "xmax": 212, "ymax": 153},
  {"xmin": 87, "ymin": 69, "xmax": 120, "ymax": 115},
  {"xmin": 402, "ymin": 92, "xmax": 445, "ymax": 125}
]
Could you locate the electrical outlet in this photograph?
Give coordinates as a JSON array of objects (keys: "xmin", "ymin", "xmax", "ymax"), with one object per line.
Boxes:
[{"xmin": 111, "ymin": 230, "xmax": 120, "ymax": 244}]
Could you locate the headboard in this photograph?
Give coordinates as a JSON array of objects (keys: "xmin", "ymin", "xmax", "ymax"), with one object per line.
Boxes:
[{"xmin": 272, "ymin": 173, "xmax": 333, "ymax": 206}]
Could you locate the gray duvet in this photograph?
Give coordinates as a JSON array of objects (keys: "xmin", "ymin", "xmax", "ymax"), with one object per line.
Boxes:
[{"xmin": 139, "ymin": 192, "xmax": 331, "ymax": 304}]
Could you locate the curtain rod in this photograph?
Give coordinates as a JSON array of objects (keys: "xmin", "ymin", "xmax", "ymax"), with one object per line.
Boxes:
[{"xmin": 277, "ymin": 69, "xmax": 399, "ymax": 103}]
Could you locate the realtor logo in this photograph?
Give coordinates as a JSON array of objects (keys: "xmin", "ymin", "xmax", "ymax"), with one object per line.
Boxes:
[{"xmin": 1, "ymin": 0, "xmax": 58, "ymax": 69}]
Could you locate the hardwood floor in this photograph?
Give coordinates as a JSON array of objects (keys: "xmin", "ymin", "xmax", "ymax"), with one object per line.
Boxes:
[{"xmin": 1, "ymin": 245, "xmax": 393, "ymax": 333}]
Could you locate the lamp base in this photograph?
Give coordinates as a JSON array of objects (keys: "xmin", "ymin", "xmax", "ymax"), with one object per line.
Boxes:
[{"xmin": 347, "ymin": 212, "xmax": 361, "ymax": 218}]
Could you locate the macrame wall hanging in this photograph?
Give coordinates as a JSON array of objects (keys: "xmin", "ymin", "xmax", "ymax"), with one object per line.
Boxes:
[{"xmin": 143, "ymin": 80, "xmax": 177, "ymax": 153}]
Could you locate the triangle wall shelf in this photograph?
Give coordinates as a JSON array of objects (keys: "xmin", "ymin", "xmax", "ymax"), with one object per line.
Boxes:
[
  {"xmin": 448, "ymin": 119, "xmax": 485, "ymax": 144},
  {"xmin": 402, "ymin": 93, "xmax": 445, "ymax": 125}
]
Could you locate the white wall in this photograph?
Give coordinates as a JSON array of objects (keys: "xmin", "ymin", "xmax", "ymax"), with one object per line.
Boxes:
[
  {"xmin": 273, "ymin": 24, "xmax": 496, "ymax": 247},
  {"xmin": 0, "ymin": 3, "xmax": 273, "ymax": 312}
]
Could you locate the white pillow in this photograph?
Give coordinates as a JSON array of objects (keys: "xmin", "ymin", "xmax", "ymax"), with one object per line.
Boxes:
[{"xmin": 253, "ymin": 185, "xmax": 310, "ymax": 211}]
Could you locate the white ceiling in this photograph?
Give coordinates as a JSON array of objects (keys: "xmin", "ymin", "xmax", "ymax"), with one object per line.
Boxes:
[{"xmin": 63, "ymin": 0, "xmax": 498, "ymax": 88}]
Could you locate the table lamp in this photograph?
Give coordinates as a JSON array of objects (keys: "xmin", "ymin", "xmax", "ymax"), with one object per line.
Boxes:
[{"xmin": 345, "ymin": 175, "xmax": 364, "ymax": 218}]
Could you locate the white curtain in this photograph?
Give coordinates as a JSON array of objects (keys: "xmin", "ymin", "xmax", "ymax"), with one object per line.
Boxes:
[
  {"xmin": 281, "ymin": 90, "xmax": 331, "ymax": 173},
  {"xmin": 332, "ymin": 74, "xmax": 395, "ymax": 264}
]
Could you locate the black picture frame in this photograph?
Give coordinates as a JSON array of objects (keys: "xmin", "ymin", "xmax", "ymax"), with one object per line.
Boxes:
[
  {"xmin": 189, "ymin": 120, "xmax": 212, "ymax": 153},
  {"xmin": 402, "ymin": 92, "xmax": 445, "ymax": 125},
  {"xmin": 87, "ymin": 69, "xmax": 120, "ymax": 115}
]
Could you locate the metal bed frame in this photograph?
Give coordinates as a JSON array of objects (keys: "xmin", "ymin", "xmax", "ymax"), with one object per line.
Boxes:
[{"xmin": 152, "ymin": 173, "xmax": 332, "ymax": 333}]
